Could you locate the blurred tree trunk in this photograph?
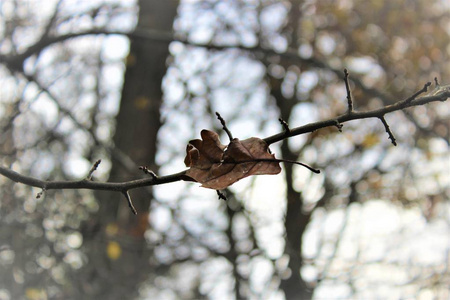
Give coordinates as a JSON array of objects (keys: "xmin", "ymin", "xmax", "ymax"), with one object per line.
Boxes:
[
  {"xmin": 280, "ymin": 158, "xmax": 312, "ymax": 299},
  {"xmin": 271, "ymin": 79, "xmax": 313, "ymax": 299},
  {"xmin": 277, "ymin": 2, "xmax": 313, "ymax": 298},
  {"xmin": 79, "ymin": 1, "xmax": 178, "ymax": 299}
]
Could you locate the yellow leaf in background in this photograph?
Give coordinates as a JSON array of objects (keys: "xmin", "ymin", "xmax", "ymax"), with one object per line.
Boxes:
[
  {"xmin": 362, "ymin": 133, "xmax": 380, "ymax": 148},
  {"xmin": 105, "ymin": 223, "xmax": 119, "ymax": 236},
  {"xmin": 107, "ymin": 241, "xmax": 122, "ymax": 260},
  {"xmin": 25, "ymin": 288, "xmax": 47, "ymax": 300}
]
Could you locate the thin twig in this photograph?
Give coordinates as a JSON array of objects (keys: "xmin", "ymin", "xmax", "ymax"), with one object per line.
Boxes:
[
  {"xmin": 335, "ymin": 120, "xmax": 343, "ymax": 132},
  {"xmin": 435, "ymin": 77, "xmax": 440, "ymax": 86},
  {"xmin": 122, "ymin": 191, "xmax": 137, "ymax": 215},
  {"xmin": 139, "ymin": 166, "xmax": 158, "ymax": 179},
  {"xmin": 279, "ymin": 118, "xmax": 291, "ymax": 134},
  {"xmin": 403, "ymin": 82, "xmax": 431, "ymax": 104},
  {"xmin": 344, "ymin": 69, "xmax": 353, "ymax": 112},
  {"xmin": 36, "ymin": 188, "xmax": 46, "ymax": 199},
  {"xmin": 86, "ymin": 159, "xmax": 102, "ymax": 180},
  {"xmin": 216, "ymin": 112, "xmax": 234, "ymax": 141},
  {"xmin": 216, "ymin": 190, "xmax": 227, "ymax": 201},
  {"xmin": 379, "ymin": 116, "xmax": 397, "ymax": 146}
]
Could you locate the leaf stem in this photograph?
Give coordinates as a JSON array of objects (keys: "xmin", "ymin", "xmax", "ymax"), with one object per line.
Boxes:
[{"xmin": 222, "ymin": 158, "xmax": 320, "ymax": 174}]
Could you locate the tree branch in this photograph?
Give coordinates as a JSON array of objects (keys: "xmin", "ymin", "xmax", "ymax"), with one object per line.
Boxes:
[
  {"xmin": 215, "ymin": 112, "xmax": 233, "ymax": 141},
  {"xmin": 0, "ymin": 167, "xmax": 187, "ymax": 191},
  {"xmin": 263, "ymin": 85, "xmax": 448, "ymax": 145},
  {"xmin": 86, "ymin": 159, "xmax": 102, "ymax": 180},
  {"xmin": 0, "ymin": 83, "xmax": 446, "ymax": 213},
  {"xmin": 122, "ymin": 191, "xmax": 137, "ymax": 215},
  {"xmin": 379, "ymin": 116, "xmax": 397, "ymax": 146}
]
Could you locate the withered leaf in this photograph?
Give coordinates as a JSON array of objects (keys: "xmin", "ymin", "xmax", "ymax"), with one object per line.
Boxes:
[{"xmin": 184, "ymin": 130, "xmax": 281, "ymax": 190}]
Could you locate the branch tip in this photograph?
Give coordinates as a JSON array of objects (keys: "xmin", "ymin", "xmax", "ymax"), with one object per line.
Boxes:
[
  {"xmin": 379, "ymin": 116, "xmax": 397, "ymax": 146},
  {"xmin": 343, "ymin": 68, "xmax": 353, "ymax": 112},
  {"xmin": 434, "ymin": 77, "xmax": 440, "ymax": 87},
  {"xmin": 216, "ymin": 190, "xmax": 227, "ymax": 201},
  {"xmin": 215, "ymin": 112, "xmax": 234, "ymax": 141},
  {"xmin": 335, "ymin": 120, "xmax": 343, "ymax": 132},
  {"xmin": 122, "ymin": 191, "xmax": 137, "ymax": 215},
  {"xmin": 404, "ymin": 81, "xmax": 432, "ymax": 104},
  {"xmin": 86, "ymin": 159, "xmax": 101, "ymax": 180},
  {"xmin": 36, "ymin": 188, "xmax": 46, "ymax": 199},
  {"xmin": 278, "ymin": 118, "xmax": 291, "ymax": 134},
  {"xmin": 139, "ymin": 166, "xmax": 158, "ymax": 179}
]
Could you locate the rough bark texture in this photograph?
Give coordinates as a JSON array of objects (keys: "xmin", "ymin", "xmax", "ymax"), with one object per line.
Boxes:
[{"xmin": 79, "ymin": 1, "xmax": 179, "ymax": 299}]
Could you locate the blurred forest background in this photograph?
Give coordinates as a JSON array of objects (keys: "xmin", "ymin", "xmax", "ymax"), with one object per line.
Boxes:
[{"xmin": 0, "ymin": 0, "xmax": 449, "ymax": 299}]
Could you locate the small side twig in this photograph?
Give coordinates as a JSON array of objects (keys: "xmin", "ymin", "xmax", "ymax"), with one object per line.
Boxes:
[
  {"xmin": 122, "ymin": 191, "xmax": 137, "ymax": 215},
  {"xmin": 344, "ymin": 69, "xmax": 353, "ymax": 112},
  {"xmin": 278, "ymin": 118, "xmax": 291, "ymax": 134},
  {"xmin": 379, "ymin": 116, "xmax": 397, "ymax": 146},
  {"xmin": 434, "ymin": 77, "xmax": 440, "ymax": 87},
  {"xmin": 86, "ymin": 159, "xmax": 102, "ymax": 180},
  {"xmin": 36, "ymin": 188, "xmax": 46, "ymax": 199},
  {"xmin": 216, "ymin": 112, "xmax": 234, "ymax": 141},
  {"xmin": 404, "ymin": 82, "xmax": 431, "ymax": 104},
  {"xmin": 216, "ymin": 190, "xmax": 227, "ymax": 201},
  {"xmin": 334, "ymin": 120, "xmax": 343, "ymax": 132},
  {"xmin": 139, "ymin": 166, "xmax": 158, "ymax": 180}
]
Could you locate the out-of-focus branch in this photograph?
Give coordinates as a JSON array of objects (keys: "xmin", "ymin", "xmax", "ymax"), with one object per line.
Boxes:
[
  {"xmin": 0, "ymin": 26, "xmax": 434, "ymax": 110},
  {"xmin": 4, "ymin": 28, "xmax": 447, "ymax": 148},
  {"xmin": 14, "ymin": 72, "xmax": 140, "ymax": 173}
]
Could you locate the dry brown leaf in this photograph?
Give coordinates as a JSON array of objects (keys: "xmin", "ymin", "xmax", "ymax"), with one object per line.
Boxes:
[{"xmin": 184, "ymin": 130, "xmax": 281, "ymax": 190}]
